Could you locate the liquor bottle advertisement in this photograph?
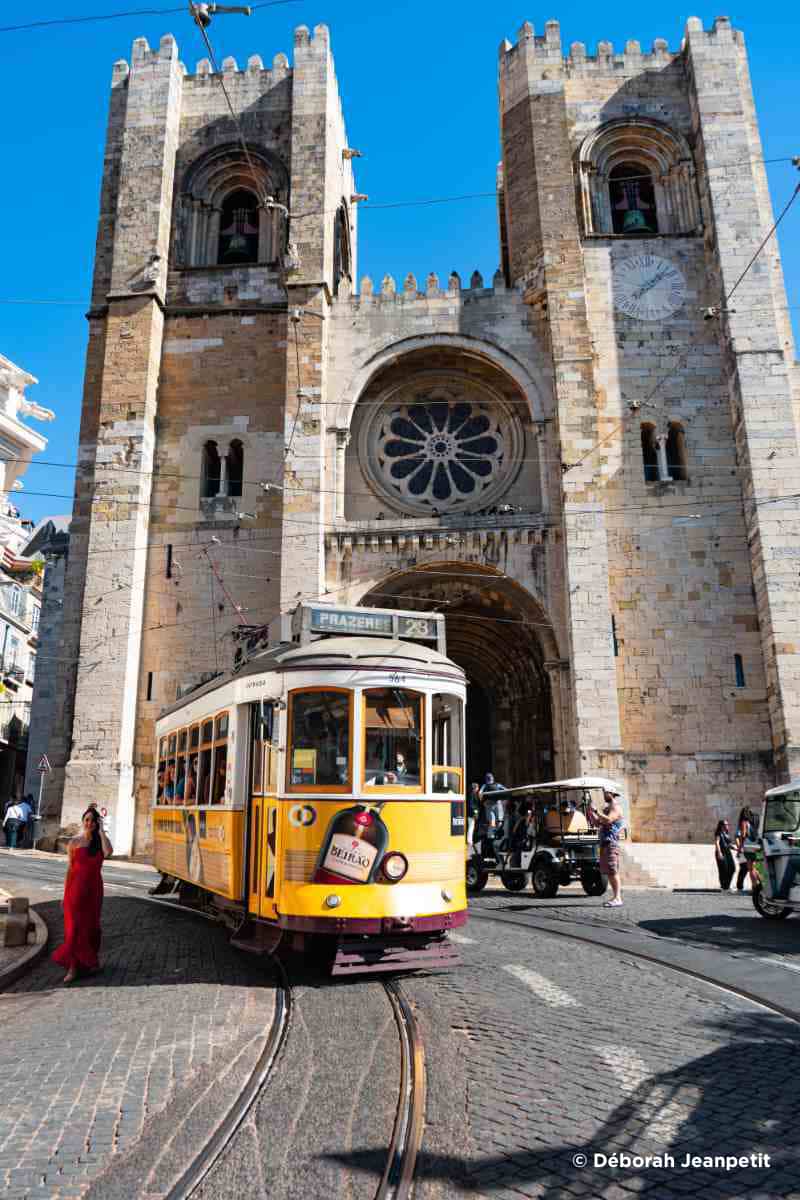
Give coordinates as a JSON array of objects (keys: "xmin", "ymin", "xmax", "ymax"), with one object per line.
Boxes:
[{"xmin": 313, "ymin": 803, "xmax": 389, "ymax": 885}]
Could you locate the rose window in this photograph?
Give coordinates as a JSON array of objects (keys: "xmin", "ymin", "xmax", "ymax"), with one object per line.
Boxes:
[{"xmin": 362, "ymin": 383, "xmax": 523, "ymax": 515}]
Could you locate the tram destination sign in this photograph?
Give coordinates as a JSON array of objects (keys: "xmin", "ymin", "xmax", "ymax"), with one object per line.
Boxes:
[{"xmin": 308, "ymin": 607, "xmax": 439, "ymax": 642}]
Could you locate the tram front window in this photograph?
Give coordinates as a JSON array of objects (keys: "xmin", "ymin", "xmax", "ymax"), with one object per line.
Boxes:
[
  {"xmin": 364, "ymin": 688, "xmax": 422, "ymax": 789},
  {"xmin": 288, "ymin": 689, "xmax": 351, "ymax": 791}
]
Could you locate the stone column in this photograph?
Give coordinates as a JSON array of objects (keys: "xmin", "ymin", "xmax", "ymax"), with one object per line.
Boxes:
[
  {"xmin": 655, "ymin": 433, "xmax": 670, "ymax": 482},
  {"xmin": 331, "ymin": 426, "xmax": 350, "ymax": 522}
]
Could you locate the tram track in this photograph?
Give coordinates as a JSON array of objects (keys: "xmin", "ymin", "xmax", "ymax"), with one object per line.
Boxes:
[
  {"xmin": 164, "ymin": 956, "xmax": 292, "ymax": 1200},
  {"xmin": 4, "ymin": 854, "xmax": 429, "ymax": 1198},
  {"xmin": 378, "ymin": 980, "xmax": 427, "ymax": 1200}
]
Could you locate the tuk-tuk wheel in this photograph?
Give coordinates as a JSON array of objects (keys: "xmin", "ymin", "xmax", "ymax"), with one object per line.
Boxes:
[
  {"xmin": 752, "ymin": 882, "xmax": 792, "ymax": 920},
  {"xmin": 581, "ymin": 868, "xmax": 608, "ymax": 897},
  {"xmin": 466, "ymin": 862, "xmax": 490, "ymax": 893},
  {"xmin": 500, "ymin": 870, "xmax": 528, "ymax": 893},
  {"xmin": 531, "ymin": 861, "xmax": 559, "ymax": 899}
]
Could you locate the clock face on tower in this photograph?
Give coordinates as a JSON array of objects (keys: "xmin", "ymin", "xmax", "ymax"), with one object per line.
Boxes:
[{"xmin": 612, "ymin": 254, "xmax": 687, "ymax": 321}]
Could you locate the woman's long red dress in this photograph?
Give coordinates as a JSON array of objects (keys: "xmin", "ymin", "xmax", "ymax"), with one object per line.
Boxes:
[{"xmin": 52, "ymin": 846, "xmax": 104, "ymax": 972}]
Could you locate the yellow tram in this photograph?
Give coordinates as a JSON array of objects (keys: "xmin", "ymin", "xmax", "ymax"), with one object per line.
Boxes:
[{"xmin": 151, "ymin": 603, "xmax": 468, "ymax": 972}]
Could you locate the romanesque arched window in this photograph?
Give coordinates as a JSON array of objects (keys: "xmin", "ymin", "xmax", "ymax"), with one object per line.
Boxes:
[
  {"xmin": 226, "ymin": 440, "xmax": 244, "ymax": 498},
  {"xmin": 173, "ymin": 145, "xmax": 289, "ymax": 268},
  {"xmin": 333, "ymin": 203, "xmax": 352, "ymax": 296},
  {"xmin": 201, "ymin": 441, "xmax": 221, "ymax": 499},
  {"xmin": 641, "ymin": 424, "xmax": 659, "ymax": 483},
  {"xmin": 666, "ymin": 422, "xmax": 688, "ymax": 482},
  {"xmin": 577, "ymin": 120, "xmax": 701, "ymax": 238}
]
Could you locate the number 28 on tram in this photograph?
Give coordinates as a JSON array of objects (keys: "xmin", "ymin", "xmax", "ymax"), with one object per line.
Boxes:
[{"xmin": 151, "ymin": 608, "xmax": 468, "ymax": 973}]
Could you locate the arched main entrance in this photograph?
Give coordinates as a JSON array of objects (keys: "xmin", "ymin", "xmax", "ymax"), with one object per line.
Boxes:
[{"xmin": 360, "ymin": 564, "xmax": 559, "ymax": 788}]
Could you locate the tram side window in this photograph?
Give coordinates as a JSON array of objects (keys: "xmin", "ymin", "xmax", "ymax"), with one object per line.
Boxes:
[
  {"xmin": 364, "ymin": 688, "xmax": 422, "ymax": 789},
  {"xmin": 157, "ymin": 739, "xmax": 168, "ymax": 804},
  {"xmin": 212, "ymin": 713, "xmax": 229, "ymax": 804},
  {"xmin": 432, "ymin": 693, "xmax": 464, "ymax": 795},
  {"xmin": 165, "ymin": 734, "xmax": 178, "ymax": 803},
  {"xmin": 288, "ymin": 690, "xmax": 351, "ymax": 791},
  {"xmin": 198, "ymin": 719, "xmax": 214, "ymax": 806},
  {"xmin": 185, "ymin": 725, "xmax": 200, "ymax": 803},
  {"xmin": 175, "ymin": 729, "xmax": 188, "ymax": 804}
]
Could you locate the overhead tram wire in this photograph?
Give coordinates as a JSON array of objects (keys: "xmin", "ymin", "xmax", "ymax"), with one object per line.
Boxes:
[{"xmin": 0, "ymin": 0, "xmax": 300, "ymax": 34}]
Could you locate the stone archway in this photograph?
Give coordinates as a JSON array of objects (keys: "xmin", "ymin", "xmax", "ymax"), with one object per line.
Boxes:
[{"xmin": 360, "ymin": 563, "xmax": 561, "ymax": 788}]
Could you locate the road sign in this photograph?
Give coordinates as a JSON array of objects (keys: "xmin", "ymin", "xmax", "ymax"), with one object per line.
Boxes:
[{"xmin": 37, "ymin": 754, "xmax": 52, "ymax": 773}]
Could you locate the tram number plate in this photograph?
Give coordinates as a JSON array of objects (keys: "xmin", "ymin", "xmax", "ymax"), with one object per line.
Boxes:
[{"xmin": 450, "ymin": 801, "xmax": 465, "ymax": 837}]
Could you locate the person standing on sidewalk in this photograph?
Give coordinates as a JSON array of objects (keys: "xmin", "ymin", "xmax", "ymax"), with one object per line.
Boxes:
[
  {"xmin": 52, "ymin": 807, "xmax": 113, "ymax": 984},
  {"xmin": 735, "ymin": 806, "xmax": 759, "ymax": 893},
  {"xmin": 589, "ymin": 787, "xmax": 625, "ymax": 908},
  {"xmin": 3, "ymin": 797, "xmax": 30, "ymax": 849},
  {"xmin": 714, "ymin": 819, "xmax": 736, "ymax": 890}
]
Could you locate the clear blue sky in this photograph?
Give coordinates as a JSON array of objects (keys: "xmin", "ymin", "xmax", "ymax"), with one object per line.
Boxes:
[{"xmin": 1, "ymin": 2, "xmax": 798, "ymax": 525}]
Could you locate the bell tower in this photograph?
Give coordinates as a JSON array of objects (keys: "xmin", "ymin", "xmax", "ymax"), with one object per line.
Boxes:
[{"xmin": 49, "ymin": 25, "xmax": 356, "ymax": 853}]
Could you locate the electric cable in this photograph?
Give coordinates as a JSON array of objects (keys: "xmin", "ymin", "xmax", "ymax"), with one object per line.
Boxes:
[{"xmin": 0, "ymin": 1, "xmax": 299, "ymax": 35}]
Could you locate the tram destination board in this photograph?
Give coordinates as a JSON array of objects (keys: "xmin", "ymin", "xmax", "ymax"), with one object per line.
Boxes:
[{"xmin": 307, "ymin": 606, "xmax": 440, "ymax": 643}]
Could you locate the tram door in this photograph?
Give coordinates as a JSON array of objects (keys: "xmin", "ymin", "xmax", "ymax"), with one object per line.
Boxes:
[{"xmin": 248, "ymin": 703, "xmax": 280, "ymax": 920}]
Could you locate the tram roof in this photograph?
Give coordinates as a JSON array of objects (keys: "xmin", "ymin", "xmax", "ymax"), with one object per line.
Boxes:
[{"xmin": 158, "ymin": 636, "xmax": 464, "ymax": 721}]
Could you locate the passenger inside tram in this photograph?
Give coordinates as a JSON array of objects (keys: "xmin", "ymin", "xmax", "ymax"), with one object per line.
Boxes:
[
  {"xmin": 184, "ymin": 757, "xmax": 197, "ymax": 802},
  {"xmin": 364, "ymin": 687, "xmax": 421, "ymax": 785}
]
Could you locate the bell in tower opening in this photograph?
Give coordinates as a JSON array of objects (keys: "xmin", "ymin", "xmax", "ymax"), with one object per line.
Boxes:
[
  {"xmin": 218, "ymin": 188, "xmax": 260, "ymax": 263},
  {"xmin": 609, "ymin": 163, "xmax": 657, "ymax": 235}
]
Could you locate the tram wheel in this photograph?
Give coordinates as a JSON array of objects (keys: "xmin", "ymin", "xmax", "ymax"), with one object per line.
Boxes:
[
  {"xmin": 466, "ymin": 862, "xmax": 489, "ymax": 893},
  {"xmin": 753, "ymin": 882, "xmax": 792, "ymax": 920},
  {"xmin": 581, "ymin": 868, "xmax": 608, "ymax": 897},
  {"xmin": 500, "ymin": 870, "xmax": 528, "ymax": 893},
  {"xmin": 531, "ymin": 861, "xmax": 559, "ymax": 899}
]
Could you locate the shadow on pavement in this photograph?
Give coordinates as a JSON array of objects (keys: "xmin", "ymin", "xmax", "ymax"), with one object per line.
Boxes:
[
  {"xmin": 639, "ymin": 912, "xmax": 800, "ymax": 959},
  {"xmin": 9, "ymin": 897, "xmax": 277, "ymax": 993},
  {"xmin": 325, "ymin": 1012, "xmax": 800, "ymax": 1198}
]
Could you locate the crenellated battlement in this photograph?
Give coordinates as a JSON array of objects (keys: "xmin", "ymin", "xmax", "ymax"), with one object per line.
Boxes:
[
  {"xmin": 335, "ymin": 269, "xmax": 514, "ymax": 306},
  {"xmin": 498, "ymin": 15, "xmax": 742, "ymax": 76},
  {"xmin": 109, "ymin": 23, "xmax": 333, "ymax": 85}
]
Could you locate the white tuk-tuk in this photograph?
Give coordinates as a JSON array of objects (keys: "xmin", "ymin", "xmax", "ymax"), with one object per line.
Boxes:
[{"xmin": 751, "ymin": 780, "xmax": 800, "ymax": 920}]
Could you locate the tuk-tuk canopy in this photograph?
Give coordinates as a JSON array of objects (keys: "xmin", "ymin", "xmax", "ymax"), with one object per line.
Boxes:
[
  {"xmin": 764, "ymin": 779, "xmax": 800, "ymax": 799},
  {"xmin": 502, "ymin": 777, "xmax": 624, "ymax": 797}
]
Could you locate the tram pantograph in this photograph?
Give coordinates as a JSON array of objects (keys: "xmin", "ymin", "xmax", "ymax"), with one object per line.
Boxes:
[{"xmin": 151, "ymin": 603, "xmax": 468, "ymax": 973}]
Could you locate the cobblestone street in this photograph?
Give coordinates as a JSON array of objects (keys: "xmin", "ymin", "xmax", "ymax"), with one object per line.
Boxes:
[
  {"xmin": 1, "ymin": 855, "xmax": 799, "ymax": 1199},
  {"xmin": 435, "ymin": 915, "xmax": 800, "ymax": 1199},
  {"xmin": 1, "ymin": 888, "xmax": 277, "ymax": 1200}
]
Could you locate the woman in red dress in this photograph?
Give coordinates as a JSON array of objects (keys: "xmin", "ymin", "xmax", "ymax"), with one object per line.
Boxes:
[{"xmin": 53, "ymin": 806, "xmax": 113, "ymax": 984}]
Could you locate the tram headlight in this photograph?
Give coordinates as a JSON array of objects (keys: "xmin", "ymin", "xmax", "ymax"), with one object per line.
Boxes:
[
  {"xmin": 324, "ymin": 894, "xmax": 342, "ymax": 908},
  {"xmin": 381, "ymin": 852, "xmax": 409, "ymax": 883}
]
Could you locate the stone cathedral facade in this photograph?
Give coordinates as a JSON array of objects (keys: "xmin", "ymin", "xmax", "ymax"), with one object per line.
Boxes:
[{"xmin": 47, "ymin": 16, "xmax": 800, "ymax": 855}]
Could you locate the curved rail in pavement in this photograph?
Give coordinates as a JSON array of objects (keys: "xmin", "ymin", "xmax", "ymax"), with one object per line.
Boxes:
[
  {"xmin": 378, "ymin": 980, "xmax": 427, "ymax": 1200},
  {"xmin": 469, "ymin": 907, "xmax": 800, "ymax": 1026},
  {"xmin": 164, "ymin": 958, "xmax": 292, "ymax": 1200}
]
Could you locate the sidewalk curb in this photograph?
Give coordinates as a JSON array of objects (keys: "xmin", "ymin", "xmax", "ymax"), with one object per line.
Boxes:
[{"xmin": 0, "ymin": 899, "xmax": 49, "ymax": 992}]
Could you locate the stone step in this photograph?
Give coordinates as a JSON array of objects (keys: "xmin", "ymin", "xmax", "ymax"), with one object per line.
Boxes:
[{"xmin": 622, "ymin": 843, "xmax": 722, "ymax": 890}]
